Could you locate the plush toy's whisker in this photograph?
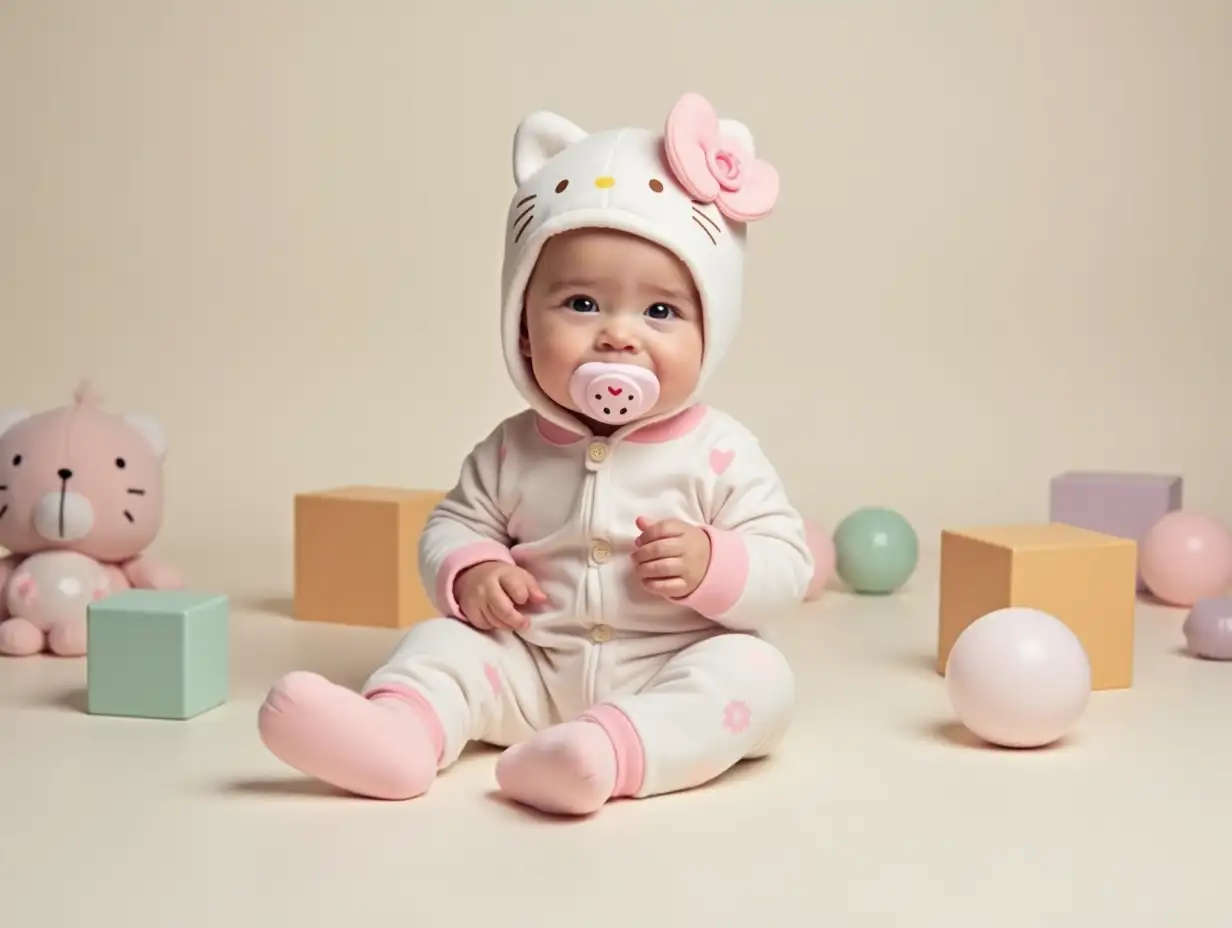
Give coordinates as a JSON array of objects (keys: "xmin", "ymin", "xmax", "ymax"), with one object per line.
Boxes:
[
  {"xmin": 123, "ymin": 510, "xmax": 135, "ymax": 523},
  {"xmin": 0, "ymin": 484, "xmax": 7, "ymax": 491},
  {"xmin": 0, "ymin": 504, "xmax": 7, "ymax": 520},
  {"xmin": 127, "ymin": 488, "xmax": 146, "ymax": 496}
]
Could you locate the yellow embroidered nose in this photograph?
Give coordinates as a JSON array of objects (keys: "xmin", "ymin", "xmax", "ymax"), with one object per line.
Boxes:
[{"xmin": 594, "ymin": 176, "xmax": 616, "ymax": 188}]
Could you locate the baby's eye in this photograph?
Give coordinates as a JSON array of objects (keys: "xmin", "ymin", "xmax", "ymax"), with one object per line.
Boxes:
[
  {"xmin": 567, "ymin": 295, "xmax": 598, "ymax": 313},
  {"xmin": 645, "ymin": 303, "xmax": 677, "ymax": 320}
]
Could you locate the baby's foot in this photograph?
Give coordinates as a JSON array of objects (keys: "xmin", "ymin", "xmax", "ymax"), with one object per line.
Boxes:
[
  {"xmin": 257, "ymin": 671, "xmax": 439, "ymax": 800},
  {"xmin": 495, "ymin": 720, "xmax": 617, "ymax": 815}
]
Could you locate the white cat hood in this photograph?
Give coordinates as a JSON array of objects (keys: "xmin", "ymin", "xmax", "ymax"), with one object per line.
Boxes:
[{"xmin": 499, "ymin": 92, "xmax": 781, "ymax": 438}]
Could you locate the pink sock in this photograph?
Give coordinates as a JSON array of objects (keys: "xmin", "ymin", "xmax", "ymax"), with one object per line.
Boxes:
[
  {"xmin": 495, "ymin": 705, "xmax": 644, "ymax": 816},
  {"xmin": 257, "ymin": 671, "xmax": 443, "ymax": 801}
]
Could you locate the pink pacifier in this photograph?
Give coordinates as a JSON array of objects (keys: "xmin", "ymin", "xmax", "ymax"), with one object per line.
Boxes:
[{"xmin": 568, "ymin": 362, "xmax": 660, "ymax": 425}]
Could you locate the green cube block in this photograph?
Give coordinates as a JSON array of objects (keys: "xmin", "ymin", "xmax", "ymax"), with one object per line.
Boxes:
[{"xmin": 87, "ymin": 589, "xmax": 230, "ymax": 720}]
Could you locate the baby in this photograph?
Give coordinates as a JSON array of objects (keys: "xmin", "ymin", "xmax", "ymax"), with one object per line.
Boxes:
[{"xmin": 257, "ymin": 91, "xmax": 814, "ymax": 815}]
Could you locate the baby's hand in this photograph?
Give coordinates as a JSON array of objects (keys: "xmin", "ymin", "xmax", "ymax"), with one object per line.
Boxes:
[
  {"xmin": 454, "ymin": 561, "xmax": 546, "ymax": 631},
  {"xmin": 632, "ymin": 516, "xmax": 712, "ymax": 599}
]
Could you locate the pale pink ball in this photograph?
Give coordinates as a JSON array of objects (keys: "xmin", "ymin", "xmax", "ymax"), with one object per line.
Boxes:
[
  {"xmin": 1139, "ymin": 510, "xmax": 1232, "ymax": 607},
  {"xmin": 804, "ymin": 520, "xmax": 836, "ymax": 601},
  {"xmin": 945, "ymin": 607, "xmax": 1091, "ymax": 749}
]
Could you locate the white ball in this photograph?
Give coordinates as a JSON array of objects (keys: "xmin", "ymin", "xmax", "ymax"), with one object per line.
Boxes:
[{"xmin": 945, "ymin": 607, "xmax": 1092, "ymax": 748}]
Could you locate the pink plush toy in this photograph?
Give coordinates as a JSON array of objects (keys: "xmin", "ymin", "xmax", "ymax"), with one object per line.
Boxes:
[{"xmin": 0, "ymin": 382, "xmax": 182, "ymax": 657}]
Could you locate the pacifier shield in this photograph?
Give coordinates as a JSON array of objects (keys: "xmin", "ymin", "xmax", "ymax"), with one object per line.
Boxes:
[{"xmin": 568, "ymin": 362, "xmax": 661, "ymax": 425}]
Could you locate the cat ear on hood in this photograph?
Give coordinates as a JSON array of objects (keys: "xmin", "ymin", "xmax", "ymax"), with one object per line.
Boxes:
[
  {"xmin": 0, "ymin": 409, "xmax": 30, "ymax": 441},
  {"xmin": 512, "ymin": 111, "xmax": 588, "ymax": 187},
  {"xmin": 122, "ymin": 412, "xmax": 167, "ymax": 460}
]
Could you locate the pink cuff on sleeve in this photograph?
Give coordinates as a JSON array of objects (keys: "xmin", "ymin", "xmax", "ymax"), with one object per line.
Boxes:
[
  {"xmin": 675, "ymin": 526, "xmax": 749, "ymax": 619},
  {"xmin": 436, "ymin": 540, "xmax": 515, "ymax": 618}
]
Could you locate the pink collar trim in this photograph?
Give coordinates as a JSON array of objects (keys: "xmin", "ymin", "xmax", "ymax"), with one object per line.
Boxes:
[{"xmin": 536, "ymin": 404, "xmax": 709, "ymax": 445}]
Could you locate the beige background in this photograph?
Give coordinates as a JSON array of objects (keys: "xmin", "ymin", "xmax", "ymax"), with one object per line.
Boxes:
[
  {"xmin": 3, "ymin": 5, "xmax": 1232, "ymax": 924},
  {"xmin": 2, "ymin": 1, "xmax": 1229, "ymax": 586}
]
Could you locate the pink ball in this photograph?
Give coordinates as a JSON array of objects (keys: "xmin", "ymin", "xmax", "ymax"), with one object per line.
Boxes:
[
  {"xmin": 945, "ymin": 607, "xmax": 1091, "ymax": 749},
  {"xmin": 804, "ymin": 520, "xmax": 836, "ymax": 601},
  {"xmin": 1139, "ymin": 510, "xmax": 1232, "ymax": 607}
]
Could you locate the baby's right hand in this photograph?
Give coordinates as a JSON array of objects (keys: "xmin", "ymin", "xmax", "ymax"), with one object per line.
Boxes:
[{"xmin": 454, "ymin": 561, "xmax": 546, "ymax": 631}]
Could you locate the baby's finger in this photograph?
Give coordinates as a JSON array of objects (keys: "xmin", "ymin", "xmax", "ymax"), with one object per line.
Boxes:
[
  {"xmin": 644, "ymin": 577, "xmax": 689, "ymax": 597},
  {"xmin": 501, "ymin": 573, "xmax": 532, "ymax": 605},
  {"xmin": 485, "ymin": 585, "xmax": 527, "ymax": 629},
  {"xmin": 637, "ymin": 557, "xmax": 684, "ymax": 580},
  {"xmin": 523, "ymin": 574, "xmax": 548, "ymax": 602},
  {"xmin": 631, "ymin": 537, "xmax": 682, "ymax": 563},
  {"xmin": 637, "ymin": 518, "xmax": 686, "ymax": 545},
  {"xmin": 464, "ymin": 602, "xmax": 495, "ymax": 630}
]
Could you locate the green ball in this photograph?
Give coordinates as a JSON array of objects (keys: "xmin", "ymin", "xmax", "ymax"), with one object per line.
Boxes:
[{"xmin": 832, "ymin": 506, "xmax": 919, "ymax": 594}]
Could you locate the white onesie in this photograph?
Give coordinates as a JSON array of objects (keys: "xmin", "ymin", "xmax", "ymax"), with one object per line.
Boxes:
[{"xmin": 361, "ymin": 98, "xmax": 814, "ymax": 799}]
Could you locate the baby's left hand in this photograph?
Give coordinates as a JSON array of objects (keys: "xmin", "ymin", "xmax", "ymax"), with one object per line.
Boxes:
[{"xmin": 632, "ymin": 516, "xmax": 711, "ymax": 599}]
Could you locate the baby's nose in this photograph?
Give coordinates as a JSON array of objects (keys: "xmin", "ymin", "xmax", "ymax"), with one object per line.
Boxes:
[
  {"xmin": 593, "ymin": 175, "xmax": 616, "ymax": 189},
  {"xmin": 599, "ymin": 328, "xmax": 637, "ymax": 351}
]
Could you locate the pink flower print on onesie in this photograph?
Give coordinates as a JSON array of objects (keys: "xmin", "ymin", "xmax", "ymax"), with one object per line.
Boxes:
[{"xmin": 723, "ymin": 699, "xmax": 752, "ymax": 735}]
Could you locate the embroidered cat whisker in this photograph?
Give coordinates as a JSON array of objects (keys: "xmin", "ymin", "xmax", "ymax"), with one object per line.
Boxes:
[
  {"xmin": 514, "ymin": 213, "xmax": 535, "ymax": 243},
  {"xmin": 691, "ymin": 207, "xmax": 720, "ymax": 234},
  {"xmin": 123, "ymin": 510, "xmax": 135, "ymax": 523},
  {"xmin": 691, "ymin": 215, "xmax": 717, "ymax": 245},
  {"xmin": 127, "ymin": 488, "xmax": 146, "ymax": 495}
]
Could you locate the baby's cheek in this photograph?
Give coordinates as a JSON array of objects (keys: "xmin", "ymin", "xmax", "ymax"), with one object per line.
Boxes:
[{"xmin": 529, "ymin": 343, "xmax": 580, "ymax": 398}]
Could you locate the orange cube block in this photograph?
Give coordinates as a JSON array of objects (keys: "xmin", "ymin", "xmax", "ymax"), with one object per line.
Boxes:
[
  {"xmin": 937, "ymin": 523, "xmax": 1137, "ymax": 690},
  {"xmin": 293, "ymin": 486, "xmax": 445, "ymax": 629}
]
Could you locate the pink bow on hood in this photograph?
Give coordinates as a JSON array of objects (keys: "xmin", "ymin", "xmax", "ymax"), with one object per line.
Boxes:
[{"xmin": 664, "ymin": 92, "xmax": 780, "ymax": 223}]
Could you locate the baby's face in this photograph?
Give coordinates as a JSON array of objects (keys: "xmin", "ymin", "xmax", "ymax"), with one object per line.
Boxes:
[{"xmin": 522, "ymin": 228, "xmax": 703, "ymax": 433}]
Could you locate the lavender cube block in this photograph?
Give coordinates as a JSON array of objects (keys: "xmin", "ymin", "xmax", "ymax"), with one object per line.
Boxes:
[{"xmin": 1049, "ymin": 471, "xmax": 1183, "ymax": 589}]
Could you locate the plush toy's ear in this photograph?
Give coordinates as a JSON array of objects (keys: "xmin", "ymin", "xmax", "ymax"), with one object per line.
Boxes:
[
  {"xmin": 0, "ymin": 408, "xmax": 30, "ymax": 441},
  {"xmin": 718, "ymin": 118, "xmax": 757, "ymax": 157},
  {"xmin": 513, "ymin": 111, "xmax": 588, "ymax": 186},
  {"xmin": 122, "ymin": 412, "xmax": 167, "ymax": 460}
]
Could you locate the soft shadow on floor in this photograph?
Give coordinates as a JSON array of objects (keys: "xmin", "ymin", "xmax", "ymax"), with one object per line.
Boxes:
[
  {"xmin": 921, "ymin": 720, "xmax": 1072, "ymax": 753},
  {"xmin": 481, "ymin": 790, "xmax": 598, "ymax": 824},
  {"xmin": 480, "ymin": 755, "xmax": 770, "ymax": 821},
  {"xmin": 1137, "ymin": 592, "xmax": 1187, "ymax": 610},
  {"xmin": 925, "ymin": 720, "xmax": 1001, "ymax": 750},
  {"xmin": 216, "ymin": 776, "xmax": 354, "ymax": 799},
  {"xmin": 244, "ymin": 596, "xmax": 296, "ymax": 618},
  {"xmin": 895, "ymin": 652, "xmax": 940, "ymax": 676},
  {"xmin": 1172, "ymin": 645, "xmax": 1229, "ymax": 662},
  {"xmin": 50, "ymin": 686, "xmax": 88, "ymax": 713}
]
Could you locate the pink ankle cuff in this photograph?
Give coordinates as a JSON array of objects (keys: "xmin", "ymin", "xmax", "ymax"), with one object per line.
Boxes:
[
  {"xmin": 580, "ymin": 704, "xmax": 645, "ymax": 798},
  {"xmin": 363, "ymin": 684, "xmax": 446, "ymax": 762}
]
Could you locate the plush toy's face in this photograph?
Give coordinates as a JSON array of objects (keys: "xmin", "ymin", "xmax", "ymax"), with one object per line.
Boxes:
[{"xmin": 0, "ymin": 401, "xmax": 167, "ymax": 562}]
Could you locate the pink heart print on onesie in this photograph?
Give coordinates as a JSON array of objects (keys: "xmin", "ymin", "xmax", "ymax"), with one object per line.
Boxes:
[{"xmin": 709, "ymin": 447, "xmax": 734, "ymax": 475}]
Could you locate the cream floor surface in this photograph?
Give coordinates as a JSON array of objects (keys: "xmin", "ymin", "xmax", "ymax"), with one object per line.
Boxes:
[{"xmin": 1, "ymin": 548, "xmax": 1230, "ymax": 928}]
